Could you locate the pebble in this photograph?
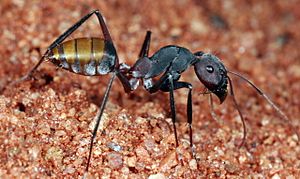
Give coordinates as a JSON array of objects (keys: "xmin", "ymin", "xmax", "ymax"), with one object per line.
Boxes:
[
  {"xmin": 159, "ymin": 150, "xmax": 178, "ymax": 172},
  {"xmin": 107, "ymin": 152, "xmax": 123, "ymax": 169},
  {"xmin": 148, "ymin": 173, "xmax": 166, "ymax": 179}
]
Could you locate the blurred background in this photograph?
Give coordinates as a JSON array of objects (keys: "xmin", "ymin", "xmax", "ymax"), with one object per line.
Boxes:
[{"xmin": 0, "ymin": 0, "xmax": 300, "ymax": 178}]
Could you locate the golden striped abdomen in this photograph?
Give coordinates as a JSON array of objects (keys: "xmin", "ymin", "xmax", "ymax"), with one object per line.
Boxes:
[{"xmin": 49, "ymin": 37, "xmax": 116, "ymax": 76}]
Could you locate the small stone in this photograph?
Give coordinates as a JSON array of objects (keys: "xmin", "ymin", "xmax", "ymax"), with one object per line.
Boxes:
[
  {"xmin": 121, "ymin": 166, "xmax": 130, "ymax": 175},
  {"xmin": 89, "ymin": 112, "xmax": 109, "ymax": 131},
  {"xmin": 55, "ymin": 130, "xmax": 66, "ymax": 137},
  {"xmin": 286, "ymin": 175, "xmax": 295, "ymax": 179},
  {"xmin": 106, "ymin": 152, "xmax": 123, "ymax": 169},
  {"xmin": 159, "ymin": 150, "xmax": 178, "ymax": 172},
  {"xmin": 148, "ymin": 173, "xmax": 166, "ymax": 179},
  {"xmin": 37, "ymin": 122, "xmax": 51, "ymax": 135},
  {"xmin": 261, "ymin": 117, "xmax": 270, "ymax": 126},
  {"xmin": 55, "ymin": 102, "xmax": 64, "ymax": 110},
  {"xmin": 68, "ymin": 108, "xmax": 76, "ymax": 117},
  {"xmin": 28, "ymin": 146, "xmax": 40, "ymax": 160},
  {"xmin": 107, "ymin": 142, "xmax": 122, "ymax": 152},
  {"xmin": 126, "ymin": 156, "xmax": 137, "ymax": 167},
  {"xmin": 136, "ymin": 117, "xmax": 147, "ymax": 124},
  {"xmin": 189, "ymin": 159, "xmax": 197, "ymax": 170},
  {"xmin": 288, "ymin": 65, "xmax": 300, "ymax": 78},
  {"xmin": 271, "ymin": 174, "xmax": 281, "ymax": 179},
  {"xmin": 30, "ymin": 92, "xmax": 40, "ymax": 100},
  {"xmin": 22, "ymin": 97, "xmax": 31, "ymax": 106},
  {"xmin": 224, "ymin": 163, "xmax": 238, "ymax": 174},
  {"xmin": 190, "ymin": 19, "xmax": 209, "ymax": 35},
  {"xmin": 63, "ymin": 165, "xmax": 75, "ymax": 174},
  {"xmin": 135, "ymin": 145, "xmax": 150, "ymax": 160},
  {"xmin": 170, "ymin": 27, "xmax": 182, "ymax": 37},
  {"xmin": 144, "ymin": 138, "xmax": 156, "ymax": 152},
  {"xmin": 45, "ymin": 147, "xmax": 63, "ymax": 167},
  {"xmin": 238, "ymin": 154, "xmax": 247, "ymax": 163}
]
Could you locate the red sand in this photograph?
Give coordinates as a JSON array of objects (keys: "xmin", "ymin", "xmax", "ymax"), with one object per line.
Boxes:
[{"xmin": 1, "ymin": 1, "xmax": 300, "ymax": 178}]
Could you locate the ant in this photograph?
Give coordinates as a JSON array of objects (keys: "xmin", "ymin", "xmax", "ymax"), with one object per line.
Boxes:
[{"xmin": 10, "ymin": 10, "xmax": 299, "ymax": 176}]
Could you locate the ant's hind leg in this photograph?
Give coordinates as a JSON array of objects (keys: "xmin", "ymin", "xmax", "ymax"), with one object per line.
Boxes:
[
  {"xmin": 85, "ymin": 73, "xmax": 117, "ymax": 174},
  {"xmin": 8, "ymin": 47, "xmax": 48, "ymax": 88},
  {"xmin": 48, "ymin": 10, "xmax": 110, "ymax": 50},
  {"xmin": 15, "ymin": 10, "xmax": 110, "ymax": 85}
]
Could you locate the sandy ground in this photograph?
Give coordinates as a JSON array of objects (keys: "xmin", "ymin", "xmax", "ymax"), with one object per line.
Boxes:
[{"xmin": 1, "ymin": 0, "xmax": 300, "ymax": 178}]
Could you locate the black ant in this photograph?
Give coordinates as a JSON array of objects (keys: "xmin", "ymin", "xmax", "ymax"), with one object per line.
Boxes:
[
  {"xmin": 11, "ymin": 10, "xmax": 298, "ymax": 176},
  {"xmin": 127, "ymin": 30, "xmax": 299, "ymax": 157}
]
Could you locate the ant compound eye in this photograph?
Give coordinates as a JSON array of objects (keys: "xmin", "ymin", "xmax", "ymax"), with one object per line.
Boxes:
[{"xmin": 206, "ymin": 65, "xmax": 214, "ymax": 73}]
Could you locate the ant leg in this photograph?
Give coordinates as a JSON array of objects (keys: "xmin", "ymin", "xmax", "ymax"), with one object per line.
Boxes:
[
  {"xmin": 85, "ymin": 72, "xmax": 116, "ymax": 175},
  {"xmin": 227, "ymin": 77, "xmax": 247, "ymax": 148},
  {"xmin": 49, "ymin": 10, "xmax": 112, "ymax": 50},
  {"xmin": 138, "ymin": 31, "xmax": 152, "ymax": 58},
  {"xmin": 116, "ymin": 72, "xmax": 133, "ymax": 93},
  {"xmin": 18, "ymin": 10, "xmax": 112, "ymax": 83},
  {"xmin": 145, "ymin": 74, "xmax": 185, "ymax": 148},
  {"xmin": 173, "ymin": 82, "xmax": 195, "ymax": 158},
  {"xmin": 163, "ymin": 79, "xmax": 196, "ymax": 164},
  {"xmin": 7, "ymin": 48, "xmax": 46, "ymax": 88},
  {"xmin": 13, "ymin": 48, "xmax": 47, "ymax": 85},
  {"xmin": 166, "ymin": 76, "xmax": 184, "ymax": 165},
  {"xmin": 186, "ymin": 85, "xmax": 193, "ymax": 152},
  {"xmin": 146, "ymin": 72, "xmax": 169, "ymax": 93},
  {"xmin": 147, "ymin": 75, "xmax": 192, "ymax": 163},
  {"xmin": 116, "ymin": 62, "xmax": 139, "ymax": 93},
  {"xmin": 163, "ymin": 81, "xmax": 197, "ymax": 159},
  {"xmin": 143, "ymin": 74, "xmax": 180, "ymax": 144},
  {"xmin": 168, "ymin": 76, "xmax": 180, "ymax": 148}
]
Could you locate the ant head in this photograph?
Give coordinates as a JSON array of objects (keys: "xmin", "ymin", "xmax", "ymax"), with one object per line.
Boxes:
[{"xmin": 194, "ymin": 52, "xmax": 228, "ymax": 103}]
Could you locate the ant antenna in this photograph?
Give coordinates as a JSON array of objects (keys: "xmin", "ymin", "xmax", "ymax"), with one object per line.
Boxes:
[
  {"xmin": 228, "ymin": 71, "xmax": 300, "ymax": 141},
  {"xmin": 227, "ymin": 76, "xmax": 247, "ymax": 148}
]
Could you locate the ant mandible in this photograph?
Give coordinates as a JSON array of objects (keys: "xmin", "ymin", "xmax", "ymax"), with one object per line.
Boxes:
[{"xmin": 12, "ymin": 10, "xmax": 298, "ymax": 176}]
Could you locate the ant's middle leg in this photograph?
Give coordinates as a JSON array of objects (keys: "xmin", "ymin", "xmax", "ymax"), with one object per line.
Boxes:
[
  {"xmin": 167, "ymin": 75, "xmax": 180, "ymax": 148},
  {"xmin": 146, "ymin": 74, "xmax": 194, "ymax": 163},
  {"xmin": 174, "ymin": 82, "xmax": 194, "ymax": 157},
  {"xmin": 138, "ymin": 31, "xmax": 152, "ymax": 58},
  {"xmin": 143, "ymin": 73, "xmax": 180, "ymax": 146},
  {"xmin": 161, "ymin": 81, "xmax": 197, "ymax": 159}
]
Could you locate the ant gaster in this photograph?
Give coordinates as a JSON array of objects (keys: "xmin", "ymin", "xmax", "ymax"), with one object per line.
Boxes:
[{"xmin": 11, "ymin": 10, "xmax": 299, "ymax": 176}]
